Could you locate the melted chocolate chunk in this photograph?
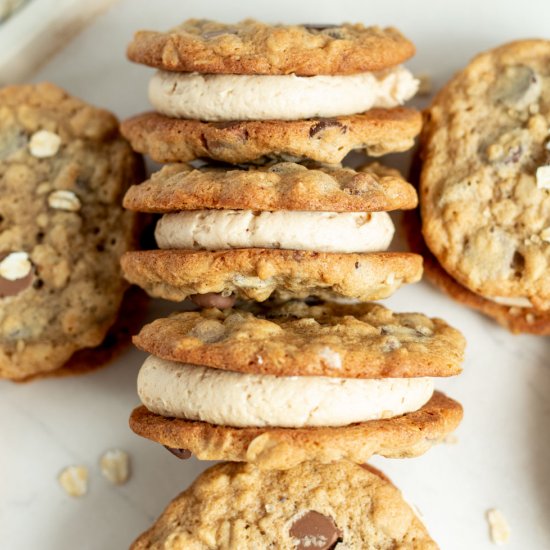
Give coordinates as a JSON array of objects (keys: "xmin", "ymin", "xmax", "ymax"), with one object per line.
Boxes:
[
  {"xmin": 309, "ymin": 119, "xmax": 346, "ymax": 138},
  {"xmin": 164, "ymin": 446, "xmax": 192, "ymax": 460},
  {"xmin": 303, "ymin": 24, "xmax": 339, "ymax": 31},
  {"xmin": 289, "ymin": 510, "xmax": 342, "ymax": 550},
  {"xmin": 212, "ymin": 121, "xmax": 242, "ymax": 130},
  {"xmin": 190, "ymin": 292, "xmax": 236, "ymax": 309}
]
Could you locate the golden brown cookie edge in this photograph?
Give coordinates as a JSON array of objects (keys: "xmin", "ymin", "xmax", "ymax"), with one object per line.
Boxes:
[{"xmin": 129, "ymin": 391, "xmax": 462, "ymax": 470}]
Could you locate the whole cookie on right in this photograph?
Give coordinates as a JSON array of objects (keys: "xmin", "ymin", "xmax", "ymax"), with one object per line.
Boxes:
[{"xmin": 419, "ymin": 40, "xmax": 550, "ymax": 334}]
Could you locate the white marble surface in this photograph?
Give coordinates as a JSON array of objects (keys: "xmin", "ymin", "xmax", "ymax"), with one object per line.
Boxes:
[{"xmin": 1, "ymin": 1, "xmax": 550, "ymax": 548}]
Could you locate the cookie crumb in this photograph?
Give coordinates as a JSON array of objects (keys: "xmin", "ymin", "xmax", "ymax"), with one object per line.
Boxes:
[
  {"xmin": 48, "ymin": 190, "xmax": 81, "ymax": 212},
  {"xmin": 536, "ymin": 165, "xmax": 550, "ymax": 189},
  {"xmin": 58, "ymin": 465, "xmax": 89, "ymax": 497},
  {"xmin": 100, "ymin": 449, "xmax": 130, "ymax": 485},
  {"xmin": 487, "ymin": 508, "xmax": 510, "ymax": 545},
  {"xmin": 0, "ymin": 252, "xmax": 31, "ymax": 281},
  {"xmin": 29, "ymin": 130, "xmax": 61, "ymax": 158}
]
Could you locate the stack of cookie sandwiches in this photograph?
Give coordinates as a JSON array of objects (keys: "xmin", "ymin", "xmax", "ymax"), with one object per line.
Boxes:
[
  {"xmin": 417, "ymin": 39, "xmax": 550, "ymax": 335},
  {"xmin": 0, "ymin": 83, "xmax": 144, "ymax": 381},
  {"xmin": 121, "ymin": 19, "xmax": 465, "ymax": 548}
]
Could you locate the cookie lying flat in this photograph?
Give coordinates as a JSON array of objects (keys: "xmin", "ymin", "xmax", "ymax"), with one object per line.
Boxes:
[
  {"xmin": 123, "ymin": 161, "xmax": 418, "ymax": 213},
  {"xmin": 130, "ymin": 391, "xmax": 462, "ymax": 470},
  {"xmin": 120, "ymin": 108, "xmax": 422, "ymax": 164},
  {"xmin": 133, "ymin": 301, "xmax": 465, "ymax": 378},
  {"xmin": 407, "ymin": 210, "xmax": 550, "ymax": 334},
  {"xmin": 0, "ymin": 82, "xmax": 144, "ymax": 379},
  {"xmin": 420, "ymin": 40, "xmax": 550, "ymax": 314},
  {"xmin": 131, "ymin": 461, "xmax": 438, "ymax": 550},
  {"xmin": 127, "ymin": 19, "xmax": 415, "ymax": 76}
]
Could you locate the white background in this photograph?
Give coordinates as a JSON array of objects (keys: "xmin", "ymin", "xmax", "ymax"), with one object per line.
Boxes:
[{"xmin": 1, "ymin": 1, "xmax": 550, "ymax": 549}]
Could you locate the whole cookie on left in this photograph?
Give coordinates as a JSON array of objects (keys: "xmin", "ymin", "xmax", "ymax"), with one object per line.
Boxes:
[{"xmin": 0, "ymin": 82, "xmax": 145, "ymax": 380}]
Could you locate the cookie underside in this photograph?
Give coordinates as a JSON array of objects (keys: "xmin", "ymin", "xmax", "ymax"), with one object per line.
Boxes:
[
  {"xmin": 120, "ymin": 108, "xmax": 422, "ymax": 164},
  {"xmin": 122, "ymin": 249, "xmax": 423, "ymax": 304},
  {"xmin": 130, "ymin": 391, "xmax": 462, "ymax": 470}
]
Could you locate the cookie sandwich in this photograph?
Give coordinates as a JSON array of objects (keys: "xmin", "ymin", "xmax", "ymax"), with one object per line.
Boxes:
[
  {"xmin": 131, "ymin": 460, "xmax": 438, "ymax": 549},
  {"xmin": 0, "ymin": 83, "xmax": 144, "ymax": 379},
  {"xmin": 419, "ymin": 39, "xmax": 550, "ymax": 334},
  {"xmin": 121, "ymin": 161, "xmax": 423, "ymax": 305},
  {"xmin": 121, "ymin": 19, "xmax": 422, "ymax": 164},
  {"xmin": 130, "ymin": 300, "xmax": 464, "ymax": 470}
]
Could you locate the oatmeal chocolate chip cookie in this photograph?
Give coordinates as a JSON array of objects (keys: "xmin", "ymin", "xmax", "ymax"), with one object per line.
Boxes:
[
  {"xmin": 130, "ymin": 391, "xmax": 462, "ymax": 470},
  {"xmin": 120, "ymin": 108, "xmax": 422, "ymax": 164},
  {"xmin": 122, "ymin": 248, "xmax": 423, "ymax": 306},
  {"xmin": 131, "ymin": 461, "xmax": 438, "ymax": 550},
  {"xmin": 0, "ymin": 82, "xmax": 144, "ymax": 379},
  {"xmin": 123, "ymin": 161, "xmax": 418, "ymax": 213},
  {"xmin": 420, "ymin": 40, "xmax": 550, "ymax": 311},
  {"xmin": 407, "ymin": 209, "xmax": 550, "ymax": 334},
  {"xmin": 133, "ymin": 301, "xmax": 465, "ymax": 379},
  {"xmin": 127, "ymin": 19, "xmax": 415, "ymax": 76}
]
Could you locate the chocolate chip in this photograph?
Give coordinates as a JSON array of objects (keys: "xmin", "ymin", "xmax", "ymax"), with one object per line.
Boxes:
[
  {"xmin": 212, "ymin": 121, "xmax": 241, "ymax": 130},
  {"xmin": 202, "ymin": 29, "xmax": 238, "ymax": 39},
  {"xmin": 309, "ymin": 119, "xmax": 346, "ymax": 138},
  {"xmin": 303, "ymin": 24, "xmax": 339, "ymax": 31},
  {"xmin": 0, "ymin": 252, "xmax": 34, "ymax": 298},
  {"xmin": 164, "ymin": 446, "xmax": 192, "ymax": 460},
  {"xmin": 505, "ymin": 145, "xmax": 523, "ymax": 164},
  {"xmin": 190, "ymin": 292, "xmax": 236, "ymax": 309},
  {"xmin": 289, "ymin": 511, "xmax": 342, "ymax": 550},
  {"xmin": 493, "ymin": 65, "xmax": 541, "ymax": 109}
]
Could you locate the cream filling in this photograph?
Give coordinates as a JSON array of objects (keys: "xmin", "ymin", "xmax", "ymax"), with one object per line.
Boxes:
[
  {"xmin": 155, "ymin": 210, "xmax": 394, "ymax": 253},
  {"xmin": 137, "ymin": 356, "xmax": 435, "ymax": 428},
  {"xmin": 148, "ymin": 66, "xmax": 419, "ymax": 121},
  {"xmin": 485, "ymin": 295, "xmax": 532, "ymax": 308}
]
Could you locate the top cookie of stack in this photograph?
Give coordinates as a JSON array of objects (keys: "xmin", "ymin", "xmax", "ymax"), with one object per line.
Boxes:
[{"xmin": 122, "ymin": 19, "xmax": 421, "ymax": 164}]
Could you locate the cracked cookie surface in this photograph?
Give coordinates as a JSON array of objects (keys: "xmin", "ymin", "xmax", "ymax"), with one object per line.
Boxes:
[
  {"xmin": 133, "ymin": 301, "xmax": 464, "ymax": 378},
  {"xmin": 0, "ymin": 82, "xmax": 144, "ymax": 379},
  {"xmin": 420, "ymin": 40, "xmax": 550, "ymax": 310},
  {"xmin": 123, "ymin": 161, "xmax": 417, "ymax": 213},
  {"xmin": 131, "ymin": 461, "xmax": 437, "ymax": 550},
  {"xmin": 124, "ymin": 162, "xmax": 417, "ymax": 212},
  {"xmin": 127, "ymin": 19, "xmax": 415, "ymax": 75}
]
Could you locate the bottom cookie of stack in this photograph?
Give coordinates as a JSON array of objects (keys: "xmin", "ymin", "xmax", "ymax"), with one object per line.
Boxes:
[
  {"xmin": 131, "ymin": 460, "xmax": 438, "ymax": 550},
  {"xmin": 129, "ymin": 301, "xmax": 464, "ymax": 470}
]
